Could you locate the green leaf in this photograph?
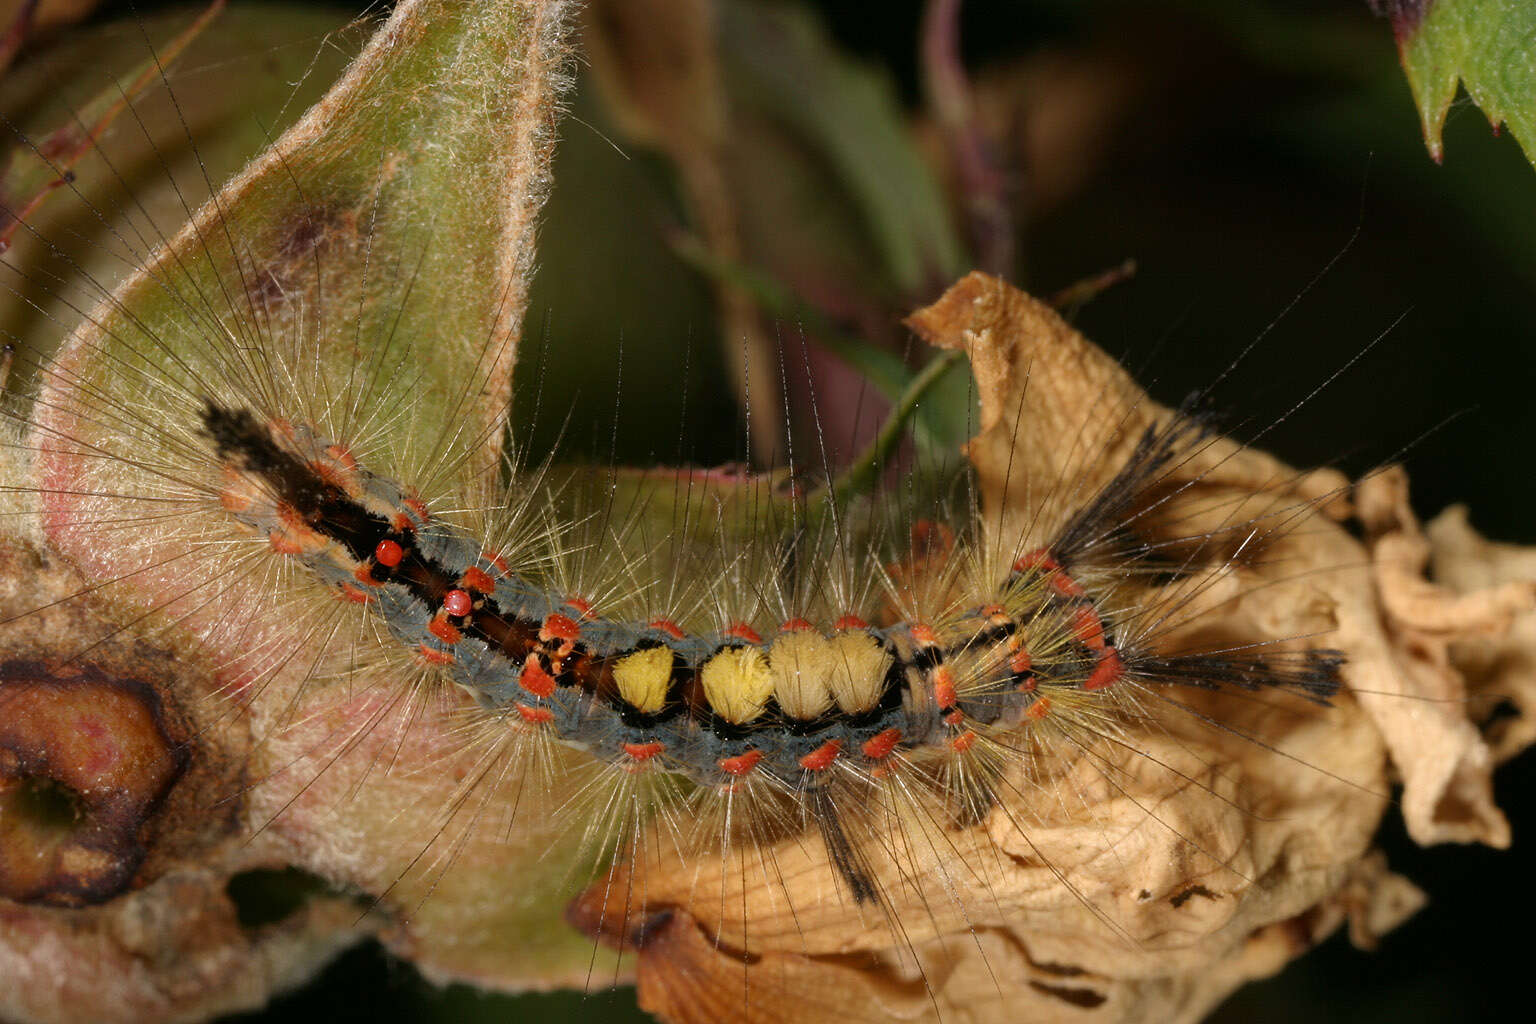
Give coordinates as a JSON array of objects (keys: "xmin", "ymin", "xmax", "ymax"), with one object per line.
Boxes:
[
  {"xmin": 23, "ymin": 0, "xmax": 600, "ymax": 999},
  {"xmin": 29, "ymin": 0, "xmax": 571, "ymax": 494},
  {"xmin": 719, "ymin": 0, "xmax": 966, "ymax": 296},
  {"xmin": 1394, "ymin": 0, "xmax": 1536, "ymax": 168},
  {"xmin": 0, "ymin": 2, "xmax": 224, "ymax": 253},
  {"xmin": 0, "ymin": 4, "xmax": 362, "ymax": 386}
]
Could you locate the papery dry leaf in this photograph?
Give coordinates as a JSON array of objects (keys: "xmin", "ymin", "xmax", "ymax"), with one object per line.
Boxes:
[
  {"xmin": 1354, "ymin": 466, "xmax": 1531, "ymax": 846},
  {"xmin": 571, "ymin": 272, "xmax": 1528, "ymax": 1024},
  {"xmin": 905, "ymin": 271, "xmax": 1348, "ymax": 546},
  {"xmin": 1426, "ymin": 504, "xmax": 1536, "ymax": 762}
]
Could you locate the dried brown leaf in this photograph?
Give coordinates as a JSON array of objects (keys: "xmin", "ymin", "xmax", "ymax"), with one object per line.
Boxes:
[
  {"xmin": 1426, "ymin": 504, "xmax": 1536, "ymax": 762},
  {"xmin": 575, "ymin": 273, "xmax": 1521, "ymax": 1023},
  {"xmin": 1354, "ymin": 466, "xmax": 1531, "ymax": 846}
]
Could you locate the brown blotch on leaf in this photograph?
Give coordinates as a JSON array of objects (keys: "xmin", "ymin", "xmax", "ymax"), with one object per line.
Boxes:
[
  {"xmin": 0, "ymin": 662, "xmax": 187, "ymax": 906},
  {"xmin": 246, "ymin": 203, "xmax": 359, "ymax": 311},
  {"xmin": 0, "ymin": 535, "xmax": 244, "ymax": 908},
  {"xmin": 565, "ymin": 876, "xmax": 677, "ymax": 952},
  {"xmin": 1028, "ymin": 980, "xmax": 1108, "ymax": 1009},
  {"xmin": 1168, "ymin": 884, "xmax": 1219, "ymax": 909}
]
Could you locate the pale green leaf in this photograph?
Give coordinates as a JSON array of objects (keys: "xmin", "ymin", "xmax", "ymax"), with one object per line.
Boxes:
[{"xmin": 1396, "ymin": 0, "xmax": 1536, "ymax": 168}]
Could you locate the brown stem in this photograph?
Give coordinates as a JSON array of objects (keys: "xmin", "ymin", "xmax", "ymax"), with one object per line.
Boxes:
[{"xmin": 920, "ymin": 0, "xmax": 1015, "ymax": 277}]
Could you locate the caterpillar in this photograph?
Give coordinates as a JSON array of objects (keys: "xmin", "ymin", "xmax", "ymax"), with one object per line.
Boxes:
[
  {"xmin": 198, "ymin": 384, "xmax": 1345, "ymax": 910},
  {"xmin": 0, "ymin": 3, "xmax": 1532, "ymax": 1024}
]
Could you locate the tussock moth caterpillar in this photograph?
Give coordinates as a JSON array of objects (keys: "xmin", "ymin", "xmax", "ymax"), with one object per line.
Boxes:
[{"xmin": 0, "ymin": 3, "xmax": 1534, "ymax": 1024}]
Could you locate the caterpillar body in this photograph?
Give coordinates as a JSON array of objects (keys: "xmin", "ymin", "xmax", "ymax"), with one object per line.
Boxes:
[
  {"xmin": 200, "ymin": 395, "xmax": 1344, "ymax": 907},
  {"xmin": 0, "ymin": 4, "xmax": 1529, "ymax": 1024}
]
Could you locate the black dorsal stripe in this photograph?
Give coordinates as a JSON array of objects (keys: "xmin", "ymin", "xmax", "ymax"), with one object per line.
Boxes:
[
  {"xmin": 201, "ymin": 402, "xmax": 389, "ymax": 565},
  {"xmin": 203, "ymin": 402, "xmax": 545, "ymax": 666}
]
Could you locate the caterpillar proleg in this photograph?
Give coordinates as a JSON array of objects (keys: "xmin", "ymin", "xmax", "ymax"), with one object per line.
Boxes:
[{"xmin": 1, "ymin": 3, "xmax": 1534, "ymax": 1024}]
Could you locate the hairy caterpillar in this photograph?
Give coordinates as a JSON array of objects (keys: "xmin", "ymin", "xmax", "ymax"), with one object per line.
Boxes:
[
  {"xmin": 1, "ymin": 3, "xmax": 1533, "ymax": 1024},
  {"xmin": 196, "ymin": 376, "xmax": 1346, "ymax": 901}
]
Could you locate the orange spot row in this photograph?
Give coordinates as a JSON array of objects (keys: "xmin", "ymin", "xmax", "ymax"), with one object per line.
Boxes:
[
  {"xmin": 1065, "ymin": 600, "xmax": 1122, "ymax": 691},
  {"xmin": 217, "ymin": 466, "xmax": 253, "ymax": 512},
  {"xmin": 798, "ymin": 739, "xmax": 842, "ymax": 772},
  {"xmin": 931, "ymin": 665, "xmax": 958, "ymax": 710},
  {"xmin": 418, "ymin": 643, "xmax": 453, "ymax": 666},
  {"xmin": 268, "ymin": 503, "xmax": 325, "ymax": 557},
  {"xmin": 1012, "ymin": 548, "xmax": 1058, "ymax": 574},
  {"xmin": 309, "ymin": 456, "xmax": 358, "ymax": 495},
  {"xmin": 443, "ymin": 589, "xmax": 473, "ymax": 618},
  {"xmin": 335, "ymin": 582, "xmax": 371, "ymax": 605},
  {"xmin": 909, "ymin": 623, "xmax": 940, "ymax": 647},
  {"xmin": 717, "ymin": 750, "xmax": 762, "ymax": 777},
  {"xmin": 541, "ymin": 613, "xmax": 581, "ymax": 644},
  {"xmin": 324, "ymin": 442, "xmax": 358, "ymax": 473},
  {"xmin": 403, "ymin": 494, "xmax": 431, "ymax": 523},
  {"xmin": 1050, "ymin": 573, "xmax": 1086, "ymax": 600},
  {"xmin": 516, "ymin": 703, "xmax": 554, "ymax": 725},
  {"xmin": 1070, "ymin": 605, "xmax": 1108, "ymax": 651},
  {"xmin": 623, "ymin": 741, "xmax": 665, "ymax": 762},
  {"xmin": 1014, "ymin": 547, "xmax": 1086, "ymax": 597},
  {"xmin": 1083, "ymin": 650, "xmax": 1123, "ymax": 692},
  {"xmin": 539, "ymin": 613, "xmax": 581, "ymax": 663},
  {"xmin": 374, "ymin": 539, "xmax": 404, "ymax": 568},
  {"xmin": 427, "ymin": 615, "xmax": 461, "ymax": 645},
  {"xmin": 460, "ymin": 565, "xmax": 495, "ymax": 593},
  {"xmin": 519, "ymin": 658, "xmax": 557, "ymax": 699},
  {"xmin": 724, "ymin": 621, "xmax": 763, "ymax": 645},
  {"xmin": 860, "ymin": 727, "xmax": 902, "ymax": 760}
]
